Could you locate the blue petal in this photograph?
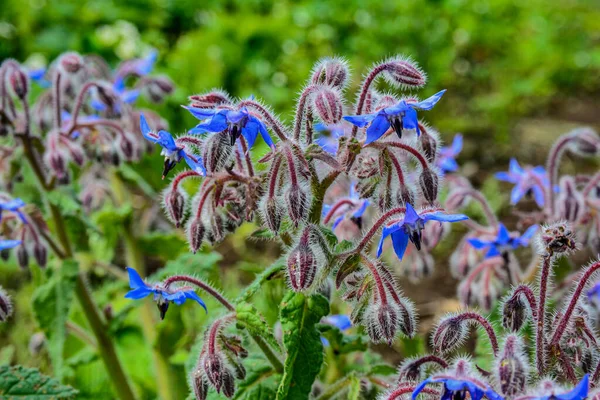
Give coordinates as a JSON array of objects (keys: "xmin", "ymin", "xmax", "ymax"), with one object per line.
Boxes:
[
  {"xmin": 140, "ymin": 114, "xmax": 159, "ymax": 144},
  {"xmin": 468, "ymin": 238, "xmax": 490, "ymax": 249},
  {"xmin": 28, "ymin": 68, "xmax": 46, "ymax": 81},
  {"xmin": 424, "ymin": 212, "xmax": 469, "ymax": 223},
  {"xmin": 181, "ymin": 152, "xmax": 207, "ymax": 175},
  {"xmin": 241, "ymin": 120, "xmax": 259, "ymax": 149},
  {"xmin": 164, "ymin": 291, "xmax": 186, "ymax": 305},
  {"xmin": 390, "ymin": 230, "xmax": 410, "ymax": 261},
  {"xmin": 157, "ymin": 130, "xmax": 178, "ymax": 152},
  {"xmin": 556, "ymin": 374, "xmax": 588, "ymax": 400},
  {"xmin": 509, "ymin": 158, "xmax": 524, "ymax": 176},
  {"xmin": 484, "ymin": 387, "xmax": 504, "ymax": 400},
  {"xmin": 184, "ymin": 106, "xmax": 217, "ymax": 121},
  {"xmin": 226, "ymin": 108, "xmax": 248, "ymax": 124},
  {"xmin": 125, "ymin": 287, "xmax": 153, "ymax": 300},
  {"xmin": 1, "ymin": 198, "xmax": 26, "ymax": 211},
  {"xmin": 352, "ymin": 200, "xmax": 369, "ymax": 219},
  {"xmin": 315, "ymin": 136, "xmax": 338, "ymax": 154},
  {"xmin": 343, "ymin": 114, "xmax": 375, "ymax": 128},
  {"xmin": 412, "ymin": 378, "xmax": 434, "ymax": 400},
  {"xmin": 440, "ymin": 157, "xmax": 458, "ymax": 172},
  {"xmin": 314, "ymin": 122, "xmax": 327, "ymax": 131},
  {"xmin": 136, "ymin": 49, "xmax": 157, "ymax": 75},
  {"xmin": 365, "ymin": 114, "xmax": 391, "ymax": 144},
  {"xmin": 192, "ymin": 112, "xmax": 228, "ymax": 134},
  {"xmin": 377, "ymin": 224, "xmax": 401, "ymax": 257},
  {"xmin": 0, "ymin": 239, "xmax": 21, "ymax": 251},
  {"xmin": 485, "ymin": 247, "xmax": 501, "ymax": 258},
  {"xmin": 90, "ymin": 99, "xmax": 107, "ymax": 111},
  {"xmin": 113, "ymin": 77, "xmax": 125, "ymax": 94},
  {"xmin": 520, "ymin": 225, "xmax": 538, "ymax": 242},
  {"xmin": 497, "ymin": 224, "xmax": 510, "ymax": 244},
  {"xmin": 126, "ymin": 267, "xmax": 147, "ymax": 290},
  {"xmin": 121, "ymin": 89, "xmax": 140, "ymax": 104},
  {"xmin": 445, "ymin": 380, "xmax": 483, "ymax": 400},
  {"xmin": 332, "ymin": 215, "xmax": 345, "ymax": 230},
  {"xmin": 510, "ymin": 184, "xmax": 527, "ymax": 205},
  {"xmin": 532, "ymin": 186, "xmax": 546, "ymax": 207},
  {"xmin": 324, "ymin": 314, "xmax": 352, "ymax": 330},
  {"xmin": 321, "ymin": 204, "xmax": 332, "ymax": 218},
  {"xmin": 413, "ymin": 90, "xmax": 446, "ymax": 110},
  {"xmin": 450, "ymin": 134, "xmax": 463, "ymax": 155},
  {"xmin": 402, "ymin": 107, "xmax": 420, "ymax": 134},
  {"xmin": 495, "ymin": 171, "xmax": 514, "ymax": 183},
  {"xmin": 257, "ymin": 118, "xmax": 274, "ymax": 148},
  {"xmin": 183, "ymin": 291, "xmax": 208, "ymax": 312},
  {"xmin": 403, "ymin": 203, "xmax": 421, "ymax": 225}
]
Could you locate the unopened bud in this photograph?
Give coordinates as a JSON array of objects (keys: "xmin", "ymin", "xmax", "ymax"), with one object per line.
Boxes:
[
  {"xmin": 45, "ymin": 149, "xmax": 68, "ymax": 179},
  {"xmin": 94, "ymin": 83, "xmax": 119, "ymax": 111},
  {"xmin": 262, "ymin": 197, "xmax": 282, "ymax": 232},
  {"xmin": 287, "ymin": 229, "xmax": 318, "ymax": 291},
  {"xmin": 189, "ymin": 90, "xmax": 232, "ymax": 109},
  {"xmin": 556, "ymin": 177, "xmax": 585, "ymax": 223},
  {"xmin": 187, "ymin": 218, "xmax": 205, "ymax": 254},
  {"xmin": 365, "ymin": 303, "xmax": 400, "ymax": 344},
  {"xmin": 8, "ymin": 67, "xmax": 29, "ymax": 99},
  {"xmin": 118, "ymin": 134, "xmax": 136, "ymax": 160},
  {"xmin": 202, "ymin": 132, "xmax": 233, "ymax": 174},
  {"xmin": 145, "ymin": 76, "xmax": 174, "ymax": 103},
  {"xmin": 191, "ymin": 372, "xmax": 209, "ymax": 400},
  {"xmin": 69, "ymin": 145, "xmax": 86, "ymax": 167},
  {"xmin": 502, "ymin": 295, "xmax": 527, "ymax": 332},
  {"xmin": 0, "ymin": 287, "xmax": 13, "ymax": 322},
  {"xmin": 311, "ymin": 57, "xmax": 350, "ymax": 89},
  {"xmin": 496, "ymin": 335, "xmax": 528, "ymax": 397},
  {"xmin": 16, "ymin": 244, "xmax": 29, "ymax": 269},
  {"xmin": 33, "ymin": 242, "xmax": 47, "ymax": 268},
  {"xmin": 285, "ymin": 185, "xmax": 308, "ymax": 226},
  {"xmin": 396, "ymin": 185, "xmax": 415, "ymax": 207},
  {"xmin": 432, "ymin": 315, "xmax": 468, "ymax": 353},
  {"xmin": 569, "ymin": 128, "xmax": 600, "ymax": 157},
  {"xmin": 59, "ymin": 52, "xmax": 84, "ymax": 74},
  {"xmin": 419, "ymin": 127, "xmax": 439, "ymax": 163},
  {"xmin": 313, "ymin": 87, "xmax": 343, "ymax": 124},
  {"xmin": 419, "ymin": 168, "xmax": 440, "ymax": 205},
  {"xmin": 382, "ymin": 58, "xmax": 426, "ymax": 88},
  {"xmin": 164, "ymin": 187, "xmax": 187, "ymax": 228}
]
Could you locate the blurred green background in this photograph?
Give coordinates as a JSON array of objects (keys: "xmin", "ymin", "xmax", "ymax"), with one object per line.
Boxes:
[{"xmin": 1, "ymin": 0, "xmax": 599, "ymax": 398}]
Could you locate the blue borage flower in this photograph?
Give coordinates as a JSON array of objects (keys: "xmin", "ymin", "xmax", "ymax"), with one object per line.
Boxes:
[
  {"xmin": 437, "ymin": 134, "xmax": 463, "ymax": 173},
  {"xmin": 314, "ymin": 122, "xmax": 346, "ymax": 155},
  {"xmin": 125, "ymin": 267, "xmax": 207, "ymax": 319},
  {"xmin": 321, "ymin": 314, "xmax": 352, "ymax": 346},
  {"xmin": 377, "ymin": 203, "xmax": 468, "ymax": 261},
  {"xmin": 412, "ymin": 375, "xmax": 503, "ymax": 400},
  {"xmin": 468, "ymin": 223, "xmax": 538, "ymax": 258},
  {"xmin": 91, "ymin": 77, "xmax": 140, "ymax": 112},
  {"xmin": 27, "ymin": 68, "xmax": 50, "ymax": 88},
  {"xmin": 343, "ymin": 90, "xmax": 446, "ymax": 145},
  {"xmin": 185, "ymin": 105, "xmax": 274, "ymax": 150},
  {"xmin": 322, "ymin": 183, "xmax": 369, "ymax": 230},
  {"xmin": 531, "ymin": 375, "xmax": 589, "ymax": 400},
  {"xmin": 140, "ymin": 114, "xmax": 206, "ymax": 178},
  {"xmin": 128, "ymin": 49, "xmax": 158, "ymax": 76},
  {"xmin": 495, "ymin": 159, "xmax": 549, "ymax": 207},
  {"xmin": 0, "ymin": 198, "xmax": 27, "ymax": 223},
  {"xmin": 0, "ymin": 239, "xmax": 21, "ymax": 251}
]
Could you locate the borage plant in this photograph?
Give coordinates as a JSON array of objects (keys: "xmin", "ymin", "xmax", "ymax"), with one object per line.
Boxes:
[{"xmin": 1, "ymin": 50, "xmax": 600, "ymax": 400}]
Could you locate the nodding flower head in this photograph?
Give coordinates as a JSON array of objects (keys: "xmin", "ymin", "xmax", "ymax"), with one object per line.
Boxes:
[
  {"xmin": 140, "ymin": 114, "xmax": 206, "ymax": 179},
  {"xmin": 124, "ymin": 268, "xmax": 207, "ymax": 319},
  {"xmin": 437, "ymin": 134, "xmax": 463, "ymax": 174},
  {"xmin": 495, "ymin": 158, "xmax": 549, "ymax": 207},
  {"xmin": 322, "ymin": 182, "xmax": 369, "ymax": 232},
  {"xmin": 185, "ymin": 105, "xmax": 274, "ymax": 150},
  {"xmin": 468, "ymin": 223, "xmax": 538, "ymax": 259},
  {"xmin": 377, "ymin": 203, "xmax": 468, "ymax": 261},
  {"xmin": 528, "ymin": 375, "xmax": 589, "ymax": 400},
  {"xmin": 314, "ymin": 122, "xmax": 346, "ymax": 155},
  {"xmin": 343, "ymin": 90, "xmax": 446, "ymax": 144}
]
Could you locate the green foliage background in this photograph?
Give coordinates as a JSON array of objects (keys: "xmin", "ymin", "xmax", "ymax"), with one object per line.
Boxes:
[{"xmin": 1, "ymin": 0, "xmax": 599, "ymax": 399}]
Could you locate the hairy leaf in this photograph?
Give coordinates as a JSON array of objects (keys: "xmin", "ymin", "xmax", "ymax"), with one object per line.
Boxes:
[
  {"xmin": 233, "ymin": 356, "xmax": 280, "ymax": 400},
  {"xmin": 276, "ymin": 293, "xmax": 329, "ymax": 400},
  {"xmin": 0, "ymin": 365, "xmax": 78, "ymax": 398},
  {"xmin": 235, "ymin": 260, "xmax": 285, "ymax": 303},
  {"xmin": 236, "ymin": 302, "xmax": 281, "ymax": 351}
]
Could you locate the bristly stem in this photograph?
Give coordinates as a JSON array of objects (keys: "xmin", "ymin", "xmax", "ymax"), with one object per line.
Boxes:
[
  {"xmin": 382, "ymin": 385, "xmax": 439, "ymax": 400},
  {"xmin": 350, "ymin": 63, "xmax": 387, "ymax": 139},
  {"xmin": 237, "ymin": 99, "xmax": 289, "ymax": 142},
  {"xmin": 360, "ymin": 254, "xmax": 388, "ymax": 306},
  {"xmin": 293, "ymin": 84, "xmax": 319, "ymax": 141},
  {"xmin": 370, "ymin": 142, "xmax": 430, "ymax": 169},
  {"xmin": 53, "ymin": 71, "xmax": 62, "ymax": 130},
  {"xmin": 536, "ymin": 255, "xmax": 552, "ymax": 374},
  {"xmin": 163, "ymin": 275, "xmax": 235, "ymax": 311},
  {"xmin": 454, "ymin": 311, "xmax": 499, "ymax": 356},
  {"xmin": 546, "ymin": 133, "xmax": 575, "ymax": 215},
  {"xmin": 510, "ymin": 284, "xmax": 538, "ymax": 321}
]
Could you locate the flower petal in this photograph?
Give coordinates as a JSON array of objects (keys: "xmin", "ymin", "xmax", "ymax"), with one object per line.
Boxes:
[
  {"xmin": 425, "ymin": 212, "xmax": 469, "ymax": 223},
  {"xmin": 184, "ymin": 106, "xmax": 217, "ymax": 120},
  {"xmin": 343, "ymin": 114, "xmax": 375, "ymax": 128},
  {"xmin": 241, "ymin": 119, "xmax": 259, "ymax": 149},
  {"xmin": 468, "ymin": 238, "xmax": 490, "ymax": 250},
  {"xmin": 121, "ymin": 89, "xmax": 140, "ymax": 104},
  {"xmin": 157, "ymin": 130, "xmax": 178, "ymax": 152},
  {"xmin": 140, "ymin": 114, "xmax": 159, "ymax": 143},
  {"xmin": 0, "ymin": 239, "xmax": 21, "ymax": 251},
  {"xmin": 184, "ymin": 291, "xmax": 208, "ymax": 312},
  {"xmin": 181, "ymin": 152, "xmax": 207, "ymax": 176},
  {"xmin": 377, "ymin": 224, "xmax": 401, "ymax": 257},
  {"xmin": 413, "ymin": 89, "xmax": 446, "ymax": 110},
  {"xmin": 365, "ymin": 114, "xmax": 391, "ymax": 144},
  {"xmin": 352, "ymin": 200, "xmax": 369, "ymax": 219},
  {"xmin": 403, "ymin": 203, "xmax": 421, "ymax": 225},
  {"xmin": 450, "ymin": 134, "xmax": 463, "ymax": 155},
  {"xmin": 125, "ymin": 287, "xmax": 152, "ymax": 300},
  {"xmin": 510, "ymin": 184, "xmax": 527, "ymax": 205},
  {"xmin": 191, "ymin": 112, "xmax": 228, "ymax": 134},
  {"xmin": 390, "ymin": 230, "xmax": 410, "ymax": 261},
  {"xmin": 402, "ymin": 107, "xmax": 420, "ymax": 134},
  {"xmin": 126, "ymin": 267, "xmax": 147, "ymax": 290},
  {"xmin": 497, "ymin": 224, "xmax": 510, "ymax": 244}
]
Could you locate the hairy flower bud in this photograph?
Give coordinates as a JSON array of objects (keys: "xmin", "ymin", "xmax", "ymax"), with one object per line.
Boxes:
[
  {"xmin": 45, "ymin": 149, "xmax": 68, "ymax": 179},
  {"xmin": 8, "ymin": 67, "xmax": 29, "ymax": 99},
  {"xmin": 190, "ymin": 372, "xmax": 209, "ymax": 400},
  {"xmin": 419, "ymin": 168, "xmax": 440, "ymax": 205},
  {"xmin": 16, "ymin": 244, "xmax": 29, "ymax": 269},
  {"xmin": 287, "ymin": 229, "xmax": 318, "ymax": 291},
  {"xmin": 538, "ymin": 222, "xmax": 577, "ymax": 256},
  {"xmin": 33, "ymin": 242, "xmax": 47, "ymax": 268},
  {"xmin": 118, "ymin": 134, "xmax": 136, "ymax": 161},
  {"xmin": 556, "ymin": 177, "xmax": 585, "ymax": 223},
  {"xmin": 285, "ymin": 185, "xmax": 308, "ymax": 226},
  {"xmin": 569, "ymin": 127, "xmax": 600, "ymax": 157},
  {"xmin": 419, "ymin": 126, "xmax": 439, "ymax": 163},
  {"xmin": 432, "ymin": 314, "xmax": 468, "ymax": 353},
  {"xmin": 187, "ymin": 217, "xmax": 205, "ymax": 254},
  {"xmin": 311, "ymin": 57, "xmax": 350, "ymax": 89},
  {"xmin": 164, "ymin": 187, "xmax": 187, "ymax": 228},
  {"xmin": 502, "ymin": 295, "xmax": 527, "ymax": 332},
  {"xmin": 59, "ymin": 52, "xmax": 84, "ymax": 74},
  {"xmin": 202, "ymin": 132, "xmax": 233, "ymax": 174},
  {"xmin": 262, "ymin": 197, "xmax": 282, "ymax": 233},
  {"xmin": 382, "ymin": 57, "xmax": 426, "ymax": 88},
  {"xmin": 203, "ymin": 354, "xmax": 235, "ymax": 398},
  {"xmin": 313, "ymin": 87, "xmax": 343, "ymax": 125},
  {"xmin": 189, "ymin": 90, "xmax": 232, "ymax": 109},
  {"xmin": 365, "ymin": 303, "xmax": 401, "ymax": 344},
  {"xmin": 495, "ymin": 335, "xmax": 528, "ymax": 397},
  {"xmin": 145, "ymin": 76, "xmax": 174, "ymax": 103},
  {"xmin": 0, "ymin": 287, "xmax": 13, "ymax": 322}
]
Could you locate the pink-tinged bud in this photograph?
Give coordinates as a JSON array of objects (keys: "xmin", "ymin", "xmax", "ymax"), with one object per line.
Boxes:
[
  {"xmin": 203, "ymin": 354, "xmax": 235, "ymax": 397},
  {"xmin": 144, "ymin": 76, "xmax": 174, "ymax": 103},
  {"xmin": 285, "ymin": 185, "xmax": 308, "ymax": 226},
  {"xmin": 262, "ymin": 197, "xmax": 282, "ymax": 233},
  {"xmin": 287, "ymin": 229, "xmax": 318, "ymax": 292},
  {"xmin": 0, "ymin": 287, "xmax": 13, "ymax": 322},
  {"xmin": 311, "ymin": 57, "xmax": 350, "ymax": 89},
  {"xmin": 164, "ymin": 187, "xmax": 187, "ymax": 228},
  {"xmin": 419, "ymin": 168, "xmax": 440, "ymax": 205},
  {"xmin": 208, "ymin": 214, "xmax": 225, "ymax": 245},
  {"xmin": 382, "ymin": 57, "xmax": 426, "ymax": 88},
  {"xmin": 8, "ymin": 67, "xmax": 29, "ymax": 99},
  {"xmin": 186, "ymin": 218, "xmax": 205, "ymax": 253},
  {"xmin": 431, "ymin": 314, "xmax": 468, "ymax": 353},
  {"xmin": 313, "ymin": 87, "xmax": 343, "ymax": 124},
  {"xmin": 189, "ymin": 90, "xmax": 232, "ymax": 109},
  {"xmin": 355, "ymin": 178, "xmax": 378, "ymax": 199},
  {"xmin": 365, "ymin": 303, "xmax": 401, "ymax": 344},
  {"xmin": 118, "ymin": 134, "xmax": 136, "ymax": 161},
  {"xmin": 396, "ymin": 185, "xmax": 415, "ymax": 207},
  {"xmin": 502, "ymin": 295, "xmax": 526, "ymax": 332},
  {"xmin": 59, "ymin": 52, "xmax": 84, "ymax": 74},
  {"xmin": 45, "ymin": 149, "xmax": 68, "ymax": 179},
  {"xmin": 495, "ymin": 335, "xmax": 528, "ymax": 397},
  {"xmin": 556, "ymin": 177, "xmax": 585, "ymax": 223},
  {"xmin": 93, "ymin": 83, "xmax": 119, "ymax": 111},
  {"xmin": 69, "ymin": 145, "xmax": 86, "ymax": 167},
  {"xmin": 191, "ymin": 372, "xmax": 209, "ymax": 400},
  {"xmin": 33, "ymin": 242, "xmax": 47, "ymax": 268},
  {"xmin": 569, "ymin": 127, "xmax": 600, "ymax": 157},
  {"xmin": 538, "ymin": 222, "xmax": 577, "ymax": 257},
  {"xmin": 202, "ymin": 132, "xmax": 233, "ymax": 174},
  {"xmin": 16, "ymin": 244, "xmax": 29, "ymax": 269},
  {"xmin": 397, "ymin": 297, "xmax": 417, "ymax": 338},
  {"xmin": 419, "ymin": 126, "xmax": 439, "ymax": 163}
]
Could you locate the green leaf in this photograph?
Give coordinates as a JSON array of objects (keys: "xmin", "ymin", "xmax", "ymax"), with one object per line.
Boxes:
[
  {"xmin": 31, "ymin": 260, "xmax": 78, "ymax": 380},
  {"xmin": 138, "ymin": 231, "xmax": 188, "ymax": 260},
  {"xmin": 317, "ymin": 324, "xmax": 368, "ymax": 354},
  {"xmin": 348, "ymin": 374, "xmax": 361, "ymax": 400},
  {"xmin": 236, "ymin": 302, "xmax": 281, "ymax": 351},
  {"xmin": 150, "ymin": 252, "xmax": 222, "ymax": 282},
  {"xmin": 276, "ymin": 293, "xmax": 329, "ymax": 400},
  {"xmin": 0, "ymin": 365, "xmax": 78, "ymax": 399},
  {"xmin": 235, "ymin": 260, "xmax": 285, "ymax": 303},
  {"xmin": 233, "ymin": 356, "xmax": 280, "ymax": 400}
]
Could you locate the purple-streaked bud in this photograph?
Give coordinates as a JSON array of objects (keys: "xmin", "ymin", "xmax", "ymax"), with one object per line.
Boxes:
[
  {"xmin": 419, "ymin": 168, "xmax": 439, "ymax": 205},
  {"xmin": 396, "ymin": 186, "xmax": 415, "ymax": 208},
  {"xmin": 186, "ymin": 218, "xmax": 205, "ymax": 254},
  {"xmin": 45, "ymin": 149, "xmax": 68, "ymax": 179},
  {"xmin": 144, "ymin": 76, "xmax": 174, "ymax": 103},
  {"xmin": 502, "ymin": 295, "xmax": 527, "ymax": 332},
  {"xmin": 208, "ymin": 214, "xmax": 225, "ymax": 245},
  {"xmin": 287, "ymin": 229, "xmax": 318, "ymax": 292},
  {"xmin": 94, "ymin": 83, "xmax": 119, "ymax": 111},
  {"xmin": 118, "ymin": 134, "xmax": 136, "ymax": 161},
  {"xmin": 556, "ymin": 177, "xmax": 585, "ymax": 223},
  {"xmin": 221, "ymin": 369, "xmax": 235, "ymax": 398},
  {"xmin": 382, "ymin": 58, "xmax": 426, "ymax": 88},
  {"xmin": 59, "ymin": 52, "xmax": 84, "ymax": 74},
  {"xmin": 189, "ymin": 90, "xmax": 232, "ymax": 109},
  {"xmin": 8, "ymin": 67, "xmax": 29, "ymax": 99},
  {"xmin": 262, "ymin": 197, "xmax": 282, "ymax": 233},
  {"xmin": 495, "ymin": 335, "xmax": 528, "ymax": 397},
  {"xmin": 365, "ymin": 303, "xmax": 401, "ymax": 344},
  {"xmin": 0, "ymin": 287, "xmax": 13, "ymax": 322},
  {"xmin": 68, "ymin": 145, "xmax": 86, "ymax": 167},
  {"xmin": 569, "ymin": 127, "xmax": 600, "ymax": 157},
  {"xmin": 419, "ymin": 125, "xmax": 439, "ymax": 163},
  {"xmin": 203, "ymin": 354, "xmax": 225, "ymax": 391},
  {"xmin": 311, "ymin": 57, "xmax": 350, "ymax": 89},
  {"xmin": 33, "ymin": 242, "xmax": 47, "ymax": 268},
  {"xmin": 431, "ymin": 314, "xmax": 468, "ymax": 353},
  {"xmin": 285, "ymin": 185, "xmax": 308, "ymax": 226},
  {"xmin": 164, "ymin": 187, "xmax": 187, "ymax": 228},
  {"xmin": 313, "ymin": 87, "xmax": 343, "ymax": 125},
  {"xmin": 538, "ymin": 222, "xmax": 577, "ymax": 256},
  {"xmin": 202, "ymin": 132, "xmax": 233, "ymax": 174},
  {"xmin": 16, "ymin": 244, "xmax": 29, "ymax": 269},
  {"xmin": 191, "ymin": 372, "xmax": 209, "ymax": 400}
]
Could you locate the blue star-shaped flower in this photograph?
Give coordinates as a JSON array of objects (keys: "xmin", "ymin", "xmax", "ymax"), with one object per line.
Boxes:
[
  {"xmin": 467, "ymin": 223, "xmax": 538, "ymax": 258},
  {"xmin": 377, "ymin": 203, "xmax": 468, "ymax": 260},
  {"xmin": 343, "ymin": 90, "xmax": 446, "ymax": 144},
  {"xmin": 91, "ymin": 77, "xmax": 140, "ymax": 112},
  {"xmin": 185, "ymin": 106, "xmax": 274, "ymax": 150},
  {"xmin": 322, "ymin": 183, "xmax": 369, "ymax": 230},
  {"xmin": 0, "ymin": 198, "xmax": 27, "ymax": 223},
  {"xmin": 125, "ymin": 267, "xmax": 207, "ymax": 319},
  {"xmin": 0, "ymin": 239, "xmax": 21, "ymax": 251},
  {"xmin": 28, "ymin": 67, "xmax": 50, "ymax": 88},
  {"xmin": 495, "ymin": 159, "xmax": 549, "ymax": 207},
  {"xmin": 140, "ymin": 114, "xmax": 206, "ymax": 178},
  {"xmin": 437, "ymin": 134, "xmax": 463, "ymax": 173},
  {"xmin": 413, "ymin": 376, "xmax": 503, "ymax": 400},
  {"xmin": 532, "ymin": 375, "xmax": 589, "ymax": 400},
  {"xmin": 314, "ymin": 122, "xmax": 346, "ymax": 155},
  {"xmin": 130, "ymin": 49, "xmax": 158, "ymax": 76}
]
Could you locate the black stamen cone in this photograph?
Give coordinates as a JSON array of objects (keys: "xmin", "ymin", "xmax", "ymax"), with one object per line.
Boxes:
[
  {"xmin": 350, "ymin": 216, "xmax": 363, "ymax": 230},
  {"xmin": 229, "ymin": 125, "xmax": 240, "ymax": 146},
  {"xmin": 410, "ymin": 230, "xmax": 422, "ymax": 251},
  {"xmin": 162, "ymin": 159, "xmax": 176, "ymax": 179},
  {"xmin": 158, "ymin": 302, "xmax": 169, "ymax": 320},
  {"xmin": 392, "ymin": 118, "xmax": 403, "ymax": 139}
]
